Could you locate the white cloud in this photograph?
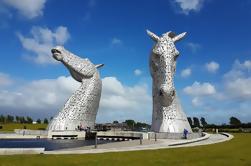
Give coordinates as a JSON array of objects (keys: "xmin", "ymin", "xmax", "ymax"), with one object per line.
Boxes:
[
  {"xmin": 183, "ymin": 81, "xmax": 217, "ymax": 109},
  {"xmin": 183, "ymin": 81, "xmax": 216, "ymax": 96},
  {"xmin": 192, "ymin": 97, "xmax": 203, "ymax": 106},
  {"xmin": 2, "ymin": 0, "xmax": 46, "ymax": 19},
  {"xmin": 225, "ymin": 78, "xmax": 251, "ymax": 101},
  {"xmin": 0, "ymin": 76, "xmax": 79, "ymax": 111},
  {"xmin": 134, "ymin": 69, "xmax": 142, "ymax": 76},
  {"xmin": 223, "ymin": 60, "xmax": 251, "ymax": 101},
  {"xmin": 0, "ymin": 75, "xmax": 151, "ymax": 123},
  {"xmin": 174, "ymin": 0, "xmax": 205, "ymax": 15},
  {"xmin": 183, "ymin": 59, "xmax": 251, "ymax": 123},
  {"xmin": 111, "ymin": 37, "xmax": 122, "ymax": 45},
  {"xmin": 186, "ymin": 42, "xmax": 201, "ymax": 53},
  {"xmin": 181, "ymin": 68, "xmax": 192, "ymax": 78},
  {"xmin": 98, "ymin": 77, "xmax": 151, "ymax": 122},
  {"xmin": 17, "ymin": 26, "xmax": 70, "ymax": 64},
  {"xmin": 243, "ymin": 60, "xmax": 251, "ymax": 70},
  {"xmin": 233, "ymin": 59, "xmax": 251, "ymax": 71},
  {"xmin": 205, "ymin": 61, "xmax": 220, "ymax": 73},
  {"xmin": 102, "ymin": 77, "xmax": 125, "ymax": 96},
  {"xmin": 0, "ymin": 72, "xmax": 13, "ymax": 87}
]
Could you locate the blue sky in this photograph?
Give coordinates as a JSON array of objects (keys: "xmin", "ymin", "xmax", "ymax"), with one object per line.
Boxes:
[{"xmin": 0, "ymin": 0, "xmax": 250, "ymax": 124}]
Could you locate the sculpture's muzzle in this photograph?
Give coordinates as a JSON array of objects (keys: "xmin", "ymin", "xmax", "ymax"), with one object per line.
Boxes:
[
  {"xmin": 51, "ymin": 48, "xmax": 63, "ymax": 61},
  {"xmin": 159, "ymin": 86, "xmax": 175, "ymax": 106}
]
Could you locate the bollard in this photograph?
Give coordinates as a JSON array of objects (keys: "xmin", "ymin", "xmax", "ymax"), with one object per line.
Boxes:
[
  {"xmin": 94, "ymin": 133, "xmax": 97, "ymax": 149},
  {"xmin": 140, "ymin": 135, "xmax": 143, "ymax": 145},
  {"xmin": 155, "ymin": 132, "xmax": 157, "ymax": 142}
]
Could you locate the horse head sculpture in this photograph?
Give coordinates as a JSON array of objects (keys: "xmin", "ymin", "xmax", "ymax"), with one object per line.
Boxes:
[
  {"xmin": 147, "ymin": 30, "xmax": 186, "ymax": 107},
  {"xmin": 147, "ymin": 30, "xmax": 192, "ymax": 133}
]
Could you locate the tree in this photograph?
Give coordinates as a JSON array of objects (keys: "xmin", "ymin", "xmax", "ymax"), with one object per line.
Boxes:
[
  {"xmin": 200, "ymin": 117, "xmax": 207, "ymax": 127},
  {"xmin": 124, "ymin": 119, "xmax": 136, "ymax": 130},
  {"xmin": 0, "ymin": 115, "xmax": 5, "ymax": 123},
  {"xmin": 43, "ymin": 118, "xmax": 48, "ymax": 124},
  {"xmin": 193, "ymin": 117, "xmax": 200, "ymax": 127},
  {"xmin": 15, "ymin": 116, "xmax": 20, "ymax": 123},
  {"xmin": 36, "ymin": 119, "xmax": 41, "ymax": 124},
  {"xmin": 135, "ymin": 122, "xmax": 151, "ymax": 130},
  {"xmin": 229, "ymin": 117, "xmax": 241, "ymax": 126},
  {"xmin": 26, "ymin": 116, "xmax": 33, "ymax": 124},
  {"xmin": 113, "ymin": 120, "xmax": 119, "ymax": 124},
  {"xmin": 20, "ymin": 116, "xmax": 26, "ymax": 123},
  {"xmin": 187, "ymin": 117, "xmax": 193, "ymax": 127},
  {"xmin": 6, "ymin": 115, "xmax": 14, "ymax": 123}
]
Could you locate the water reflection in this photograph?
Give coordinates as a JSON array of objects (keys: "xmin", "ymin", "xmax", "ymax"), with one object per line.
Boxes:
[{"xmin": 0, "ymin": 139, "xmax": 112, "ymax": 151}]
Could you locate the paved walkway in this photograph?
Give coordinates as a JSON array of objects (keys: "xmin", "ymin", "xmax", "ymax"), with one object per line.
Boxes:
[{"xmin": 45, "ymin": 133, "xmax": 233, "ymax": 154}]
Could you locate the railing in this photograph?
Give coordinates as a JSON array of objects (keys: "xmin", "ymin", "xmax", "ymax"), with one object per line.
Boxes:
[{"xmin": 14, "ymin": 129, "xmax": 48, "ymax": 136}]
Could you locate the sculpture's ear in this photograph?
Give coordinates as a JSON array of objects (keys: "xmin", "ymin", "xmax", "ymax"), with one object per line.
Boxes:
[
  {"xmin": 172, "ymin": 32, "xmax": 186, "ymax": 42},
  {"xmin": 146, "ymin": 29, "xmax": 160, "ymax": 42},
  {"xmin": 95, "ymin": 64, "xmax": 104, "ymax": 69}
]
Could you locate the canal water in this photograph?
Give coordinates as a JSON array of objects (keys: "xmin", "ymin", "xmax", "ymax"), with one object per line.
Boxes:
[{"xmin": 0, "ymin": 139, "xmax": 112, "ymax": 151}]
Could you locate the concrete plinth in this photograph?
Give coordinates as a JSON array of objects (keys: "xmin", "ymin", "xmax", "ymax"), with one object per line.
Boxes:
[{"xmin": 47, "ymin": 130, "xmax": 86, "ymax": 139}]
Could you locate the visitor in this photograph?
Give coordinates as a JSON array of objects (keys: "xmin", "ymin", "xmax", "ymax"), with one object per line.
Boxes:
[{"xmin": 183, "ymin": 129, "xmax": 188, "ymax": 139}]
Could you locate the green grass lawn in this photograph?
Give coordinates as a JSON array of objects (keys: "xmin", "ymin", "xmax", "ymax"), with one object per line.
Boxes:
[
  {"xmin": 0, "ymin": 133, "xmax": 250, "ymax": 166},
  {"xmin": 0, "ymin": 123, "xmax": 47, "ymax": 132}
]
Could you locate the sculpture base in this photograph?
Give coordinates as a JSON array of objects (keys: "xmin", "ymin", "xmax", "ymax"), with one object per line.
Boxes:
[{"xmin": 47, "ymin": 130, "xmax": 86, "ymax": 139}]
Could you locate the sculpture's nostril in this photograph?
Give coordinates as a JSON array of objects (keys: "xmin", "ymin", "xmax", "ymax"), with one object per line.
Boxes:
[
  {"xmin": 51, "ymin": 49, "xmax": 56, "ymax": 53},
  {"xmin": 51, "ymin": 49, "xmax": 61, "ymax": 54},
  {"xmin": 159, "ymin": 90, "xmax": 163, "ymax": 96},
  {"xmin": 159, "ymin": 88, "xmax": 175, "ymax": 97}
]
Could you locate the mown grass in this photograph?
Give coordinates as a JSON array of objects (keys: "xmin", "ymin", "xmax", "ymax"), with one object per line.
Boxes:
[
  {"xmin": 0, "ymin": 133, "xmax": 250, "ymax": 166},
  {"xmin": 0, "ymin": 123, "xmax": 47, "ymax": 132}
]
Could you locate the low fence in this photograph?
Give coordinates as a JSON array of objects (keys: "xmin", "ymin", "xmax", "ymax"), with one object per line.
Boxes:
[
  {"xmin": 14, "ymin": 129, "xmax": 48, "ymax": 136},
  {"xmin": 97, "ymin": 131, "xmax": 148, "ymax": 139}
]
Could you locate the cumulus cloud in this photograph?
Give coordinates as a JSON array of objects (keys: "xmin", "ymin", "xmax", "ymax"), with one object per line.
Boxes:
[
  {"xmin": 0, "ymin": 72, "xmax": 13, "ymax": 87},
  {"xmin": 0, "ymin": 75, "xmax": 151, "ymax": 122},
  {"xmin": 17, "ymin": 26, "xmax": 70, "ymax": 64},
  {"xmin": 224, "ymin": 60, "xmax": 251, "ymax": 80},
  {"xmin": 205, "ymin": 61, "xmax": 220, "ymax": 73},
  {"xmin": 0, "ymin": 76, "xmax": 79, "ymax": 112},
  {"xmin": 223, "ymin": 60, "xmax": 251, "ymax": 101},
  {"xmin": 2, "ymin": 0, "xmax": 46, "ymax": 19},
  {"xmin": 243, "ymin": 60, "xmax": 251, "ymax": 70},
  {"xmin": 98, "ymin": 77, "xmax": 151, "ymax": 122},
  {"xmin": 183, "ymin": 81, "xmax": 216, "ymax": 96},
  {"xmin": 191, "ymin": 97, "xmax": 203, "ymax": 106},
  {"xmin": 134, "ymin": 69, "xmax": 142, "ymax": 76},
  {"xmin": 181, "ymin": 68, "xmax": 192, "ymax": 78},
  {"xmin": 183, "ymin": 59, "xmax": 251, "ymax": 123},
  {"xmin": 225, "ymin": 78, "xmax": 251, "ymax": 101},
  {"xmin": 186, "ymin": 42, "xmax": 201, "ymax": 53},
  {"xmin": 174, "ymin": 0, "xmax": 205, "ymax": 15},
  {"xmin": 111, "ymin": 37, "xmax": 122, "ymax": 45}
]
